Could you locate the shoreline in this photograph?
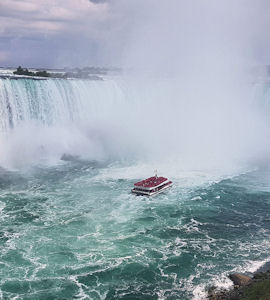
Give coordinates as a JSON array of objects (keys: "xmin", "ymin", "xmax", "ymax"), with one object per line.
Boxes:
[
  {"xmin": 207, "ymin": 260, "xmax": 270, "ymax": 299},
  {"xmin": 0, "ymin": 74, "xmax": 47, "ymax": 80},
  {"xmin": 0, "ymin": 74, "xmax": 104, "ymax": 80}
]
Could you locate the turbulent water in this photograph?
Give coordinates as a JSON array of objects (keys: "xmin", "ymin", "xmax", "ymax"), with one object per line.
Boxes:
[{"xmin": 0, "ymin": 77, "xmax": 270, "ymax": 299}]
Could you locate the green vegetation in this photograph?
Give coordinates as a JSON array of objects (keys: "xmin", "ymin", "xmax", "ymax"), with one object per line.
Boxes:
[
  {"xmin": 11, "ymin": 65, "xmax": 117, "ymax": 79},
  {"xmin": 13, "ymin": 66, "xmax": 50, "ymax": 77},
  {"xmin": 208, "ymin": 272, "xmax": 270, "ymax": 300},
  {"xmin": 240, "ymin": 278, "xmax": 270, "ymax": 300},
  {"xmin": 35, "ymin": 70, "xmax": 50, "ymax": 77}
]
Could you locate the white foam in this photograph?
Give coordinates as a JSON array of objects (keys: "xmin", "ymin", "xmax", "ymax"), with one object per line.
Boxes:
[
  {"xmin": 69, "ymin": 275, "xmax": 90, "ymax": 300},
  {"xmin": 92, "ymin": 161, "xmax": 247, "ymax": 194},
  {"xmin": 191, "ymin": 256, "xmax": 270, "ymax": 300},
  {"xmin": 191, "ymin": 196, "xmax": 202, "ymax": 201},
  {"xmin": 192, "ymin": 284, "xmax": 208, "ymax": 300},
  {"xmin": 235, "ymin": 257, "xmax": 270, "ymax": 274},
  {"xmin": 0, "ymin": 201, "xmax": 5, "ymax": 213}
]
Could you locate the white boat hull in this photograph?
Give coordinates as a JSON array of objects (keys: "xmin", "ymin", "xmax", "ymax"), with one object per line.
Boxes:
[{"xmin": 132, "ymin": 182, "xmax": 172, "ymax": 196}]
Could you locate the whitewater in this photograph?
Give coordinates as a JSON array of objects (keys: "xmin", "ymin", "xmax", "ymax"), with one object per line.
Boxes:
[{"xmin": 0, "ymin": 76, "xmax": 270, "ymax": 299}]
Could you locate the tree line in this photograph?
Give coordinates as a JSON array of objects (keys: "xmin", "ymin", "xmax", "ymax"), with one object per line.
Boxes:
[{"xmin": 13, "ymin": 66, "xmax": 50, "ymax": 77}]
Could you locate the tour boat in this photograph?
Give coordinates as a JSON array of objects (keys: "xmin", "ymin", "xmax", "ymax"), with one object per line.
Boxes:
[{"xmin": 132, "ymin": 174, "xmax": 172, "ymax": 196}]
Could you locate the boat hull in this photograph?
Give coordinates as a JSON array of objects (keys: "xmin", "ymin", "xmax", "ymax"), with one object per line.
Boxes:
[{"xmin": 132, "ymin": 182, "xmax": 172, "ymax": 196}]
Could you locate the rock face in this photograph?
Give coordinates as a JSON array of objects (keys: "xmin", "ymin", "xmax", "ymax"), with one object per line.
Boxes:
[
  {"xmin": 229, "ymin": 273, "xmax": 252, "ymax": 286},
  {"xmin": 208, "ymin": 268, "xmax": 270, "ymax": 299}
]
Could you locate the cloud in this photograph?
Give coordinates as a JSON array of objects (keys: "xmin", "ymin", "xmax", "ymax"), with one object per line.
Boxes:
[
  {"xmin": 1, "ymin": 0, "xmax": 270, "ymax": 68},
  {"xmin": 0, "ymin": 51, "xmax": 8, "ymax": 63},
  {"xmin": 0, "ymin": 0, "xmax": 144, "ymax": 67},
  {"xmin": 0, "ymin": 0, "xmax": 115, "ymax": 66},
  {"xmin": 0, "ymin": 0, "xmax": 109, "ymax": 38}
]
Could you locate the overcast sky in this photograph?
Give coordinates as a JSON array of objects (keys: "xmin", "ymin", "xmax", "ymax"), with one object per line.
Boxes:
[
  {"xmin": 0, "ymin": 0, "xmax": 138, "ymax": 68},
  {"xmin": 0, "ymin": 0, "xmax": 270, "ymax": 68}
]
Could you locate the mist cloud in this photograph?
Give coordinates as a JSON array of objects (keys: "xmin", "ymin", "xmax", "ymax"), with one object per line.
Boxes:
[{"xmin": 115, "ymin": 0, "xmax": 270, "ymax": 169}]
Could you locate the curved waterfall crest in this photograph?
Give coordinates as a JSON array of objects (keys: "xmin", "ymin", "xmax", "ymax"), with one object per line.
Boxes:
[{"xmin": 0, "ymin": 78, "xmax": 124, "ymax": 131}]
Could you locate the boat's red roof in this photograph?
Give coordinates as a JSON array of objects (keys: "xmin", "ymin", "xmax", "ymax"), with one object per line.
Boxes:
[{"xmin": 134, "ymin": 176, "xmax": 168, "ymax": 188}]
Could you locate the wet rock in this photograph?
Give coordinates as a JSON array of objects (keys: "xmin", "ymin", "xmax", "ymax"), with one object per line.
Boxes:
[
  {"xmin": 208, "ymin": 263, "xmax": 270, "ymax": 300},
  {"xmin": 207, "ymin": 287, "xmax": 232, "ymax": 300},
  {"xmin": 229, "ymin": 273, "xmax": 252, "ymax": 286}
]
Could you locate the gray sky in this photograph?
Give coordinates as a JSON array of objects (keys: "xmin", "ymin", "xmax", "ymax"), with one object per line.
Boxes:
[
  {"xmin": 0, "ymin": 0, "xmax": 270, "ymax": 68},
  {"xmin": 0, "ymin": 0, "xmax": 135, "ymax": 68}
]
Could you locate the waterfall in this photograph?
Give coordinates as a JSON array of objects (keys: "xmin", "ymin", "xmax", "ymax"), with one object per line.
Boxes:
[
  {"xmin": 0, "ymin": 76, "xmax": 269, "ymax": 170},
  {"xmin": 0, "ymin": 78, "xmax": 130, "ymax": 168},
  {"xmin": 0, "ymin": 78, "xmax": 125, "ymax": 132}
]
